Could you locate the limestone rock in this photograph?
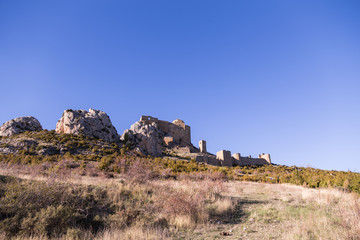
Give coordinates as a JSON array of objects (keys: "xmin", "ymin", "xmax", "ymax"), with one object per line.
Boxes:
[
  {"xmin": 56, "ymin": 109, "xmax": 120, "ymax": 143},
  {"xmin": 0, "ymin": 116, "xmax": 43, "ymax": 137},
  {"xmin": 121, "ymin": 121, "xmax": 163, "ymax": 157}
]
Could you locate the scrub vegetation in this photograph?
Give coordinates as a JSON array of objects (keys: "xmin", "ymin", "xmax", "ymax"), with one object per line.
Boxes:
[
  {"xmin": 1, "ymin": 168, "xmax": 360, "ymax": 240},
  {"xmin": 1, "ymin": 132, "xmax": 360, "ymax": 239}
]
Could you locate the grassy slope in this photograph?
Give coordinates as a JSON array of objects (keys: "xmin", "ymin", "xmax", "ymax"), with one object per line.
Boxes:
[
  {"xmin": 1, "ymin": 130, "xmax": 360, "ymax": 194},
  {"xmin": 1, "ymin": 131, "xmax": 360, "ymax": 239},
  {"xmin": 0, "ymin": 167, "xmax": 359, "ymax": 240}
]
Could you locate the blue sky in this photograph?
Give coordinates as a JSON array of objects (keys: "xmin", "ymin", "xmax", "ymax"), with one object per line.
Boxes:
[{"xmin": 1, "ymin": 0, "xmax": 359, "ymax": 171}]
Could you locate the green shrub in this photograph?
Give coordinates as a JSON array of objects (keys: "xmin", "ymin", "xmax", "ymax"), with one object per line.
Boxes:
[{"xmin": 99, "ymin": 156, "xmax": 114, "ymax": 171}]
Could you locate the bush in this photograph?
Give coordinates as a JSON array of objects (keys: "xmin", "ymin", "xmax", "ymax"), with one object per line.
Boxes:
[{"xmin": 0, "ymin": 178, "xmax": 113, "ymax": 238}]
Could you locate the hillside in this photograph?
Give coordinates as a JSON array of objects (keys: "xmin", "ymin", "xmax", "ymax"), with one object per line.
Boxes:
[
  {"xmin": 1, "ymin": 126, "xmax": 360, "ymax": 239},
  {"xmin": 0, "ymin": 165, "xmax": 359, "ymax": 240},
  {"xmin": 1, "ymin": 130, "xmax": 360, "ymax": 194}
]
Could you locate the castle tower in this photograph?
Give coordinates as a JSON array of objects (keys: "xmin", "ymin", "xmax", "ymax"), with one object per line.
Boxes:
[
  {"xmin": 259, "ymin": 153, "xmax": 271, "ymax": 164},
  {"xmin": 232, "ymin": 153, "xmax": 241, "ymax": 160},
  {"xmin": 216, "ymin": 150, "xmax": 233, "ymax": 167},
  {"xmin": 199, "ymin": 140, "xmax": 207, "ymax": 153}
]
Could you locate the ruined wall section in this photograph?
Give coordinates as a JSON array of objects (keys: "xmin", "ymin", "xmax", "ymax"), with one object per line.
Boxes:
[
  {"xmin": 195, "ymin": 154, "xmax": 221, "ymax": 166},
  {"xmin": 216, "ymin": 150, "xmax": 233, "ymax": 167},
  {"xmin": 185, "ymin": 125, "xmax": 191, "ymax": 144},
  {"xmin": 140, "ymin": 116, "xmax": 192, "ymax": 147},
  {"xmin": 140, "ymin": 116, "xmax": 159, "ymax": 124},
  {"xmin": 139, "ymin": 115, "xmax": 272, "ymax": 166},
  {"xmin": 233, "ymin": 156, "xmax": 270, "ymax": 166},
  {"xmin": 167, "ymin": 123, "xmax": 191, "ymax": 145},
  {"xmin": 195, "ymin": 148, "xmax": 271, "ymax": 167},
  {"xmin": 259, "ymin": 153, "xmax": 271, "ymax": 164}
]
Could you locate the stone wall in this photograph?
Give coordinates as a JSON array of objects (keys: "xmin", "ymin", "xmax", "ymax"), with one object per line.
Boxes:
[
  {"xmin": 140, "ymin": 115, "xmax": 191, "ymax": 146},
  {"xmin": 195, "ymin": 148, "xmax": 271, "ymax": 167},
  {"xmin": 199, "ymin": 140, "xmax": 206, "ymax": 153},
  {"xmin": 139, "ymin": 115, "xmax": 272, "ymax": 167},
  {"xmin": 236, "ymin": 156, "xmax": 270, "ymax": 166},
  {"xmin": 259, "ymin": 153, "xmax": 271, "ymax": 164},
  {"xmin": 216, "ymin": 150, "xmax": 233, "ymax": 167},
  {"xmin": 195, "ymin": 155, "xmax": 221, "ymax": 166},
  {"xmin": 232, "ymin": 153, "xmax": 241, "ymax": 160}
]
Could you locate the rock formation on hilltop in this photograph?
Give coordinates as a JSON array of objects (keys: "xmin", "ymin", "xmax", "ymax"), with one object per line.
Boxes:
[
  {"xmin": 56, "ymin": 109, "xmax": 120, "ymax": 143},
  {"xmin": 0, "ymin": 116, "xmax": 43, "ymax": 137},
  {"xmin": 122, "ymin": 121, "xmax": 164, "ymax": 157}
]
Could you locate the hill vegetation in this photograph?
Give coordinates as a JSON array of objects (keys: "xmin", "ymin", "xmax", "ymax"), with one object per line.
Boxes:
[
  {"xmin": 1, "ymin": 131, "xmax": 360, "ymax": 239},
  {"xmin": 0, "ymin": 130, "xmax": 359, "ymax": 194}
]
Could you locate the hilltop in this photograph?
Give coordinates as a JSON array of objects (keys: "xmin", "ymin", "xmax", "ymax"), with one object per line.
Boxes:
[{"xmin": 0, "ymin": 109, "xmax": 271, "ymax": 167}]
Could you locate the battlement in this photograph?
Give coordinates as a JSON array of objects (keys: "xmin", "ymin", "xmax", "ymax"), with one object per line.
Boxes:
[
  {"xmin": 140, "ymin": 115, "xmax": 159, "ymax": 124},
  {"xmin": 172, "ymin": 119, "xmax": 186, "ymax": 130},
  {"xmin": 259, "ymin": 153, "xmax": 271, "ymax": 164}
]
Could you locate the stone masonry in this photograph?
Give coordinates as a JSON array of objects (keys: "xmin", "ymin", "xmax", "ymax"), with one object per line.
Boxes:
[
  {"xmin": 195, "ymin": 143, "xmax": 271, "ymax": 167},
  {"xmin": 199, "ymin": 140, "xmax": 206, "ymax": 153},
  {"xmin": 139, "ymin": 115, "xmax": 191, "ymax": 147},
  {"xmin": 216, "ymin": 150, "xmax": 233, "ymax": 167}
]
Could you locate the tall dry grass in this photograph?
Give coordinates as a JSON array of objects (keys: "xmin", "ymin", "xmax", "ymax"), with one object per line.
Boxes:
[
  {"xmin": 3, "ymin": 162, "xmax": 360, "ymax": 239},
  {"xmin": 255, "ymin": 183, "xmax": 360, "ymax": 240}
]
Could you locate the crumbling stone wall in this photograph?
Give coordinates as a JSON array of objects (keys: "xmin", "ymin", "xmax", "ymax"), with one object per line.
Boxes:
[
  {"xmin": 195, "ymin": 155, "xmax": 221, "ymax": 166},
  {"xmin": 139, "ymin": 115, "xmax": 272, "ymax": 167},
  {"xmin": 233, "ymin": 156, "xmax": 269, "ymax": 166},
  {"xmin": 139, "ymin": 115, "xmax": 191, "ymax": 146},
  {"xmin": 195, "ymin": 147, "xmax": 271, "ymax": 167}
]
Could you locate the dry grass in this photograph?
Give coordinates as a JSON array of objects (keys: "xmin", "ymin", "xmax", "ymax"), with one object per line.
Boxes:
[
  {"xmin": 212, "ymin": 198, "xmax": 235, "ymax": 215},
  {"xmin": 1, "ymin": 227, "xmax": 169, "ymax": 240},
  {"xmin": 1, "ymin": 164, "xmax": 360, "ymax": 239},
  {"xmin": 97, "ymin": 227, "xmax": 169, "ymax": 240}
]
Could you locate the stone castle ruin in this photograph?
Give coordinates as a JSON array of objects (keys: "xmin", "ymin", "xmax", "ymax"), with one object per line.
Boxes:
[
  {"xmin": 139, "ymin": 116, "xmax": 191, "ymax": 147},
  {"xmin": 132, "ymin": 115, "xmax": 271, "ymax": 167}
]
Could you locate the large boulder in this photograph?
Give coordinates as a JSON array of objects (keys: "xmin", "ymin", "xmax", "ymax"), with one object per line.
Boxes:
[
  {"xmin": 56, "ymin": 109, "xmax": 120, "ymax": 143},
  {"xmin": 121, "ymin": 121, "xmax": 163, "ymax": 157},
  {"xmin": 0, "ymin": 116, "xmax": 43, "ymax": 137}
]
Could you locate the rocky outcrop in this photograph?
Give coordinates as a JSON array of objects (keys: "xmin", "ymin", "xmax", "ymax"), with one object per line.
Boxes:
[
  {"xmin": 121, "ymin": 121, "xmax": 163, "ymax": 157},
  {"xmin": 55, "ymin": 109, "xmax": 120, "ymax": 143},
  {"xmin": 0, "ymin": 116, "xmax": 43, "ymax": 137}
]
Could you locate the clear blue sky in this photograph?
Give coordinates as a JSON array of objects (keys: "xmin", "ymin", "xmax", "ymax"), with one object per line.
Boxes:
[{"xmin": 1, "ymin": 0, "xmax": 359, "ymax": 171}]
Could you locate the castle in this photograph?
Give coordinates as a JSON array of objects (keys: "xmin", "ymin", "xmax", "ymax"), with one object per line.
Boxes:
[
  {"xmin": 139, "ymin": 115, "xmax": 271, "ymax": 167},
  {"xmin": 140, "ymin": 115, "xmax": 191, "ymax": 147}
]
